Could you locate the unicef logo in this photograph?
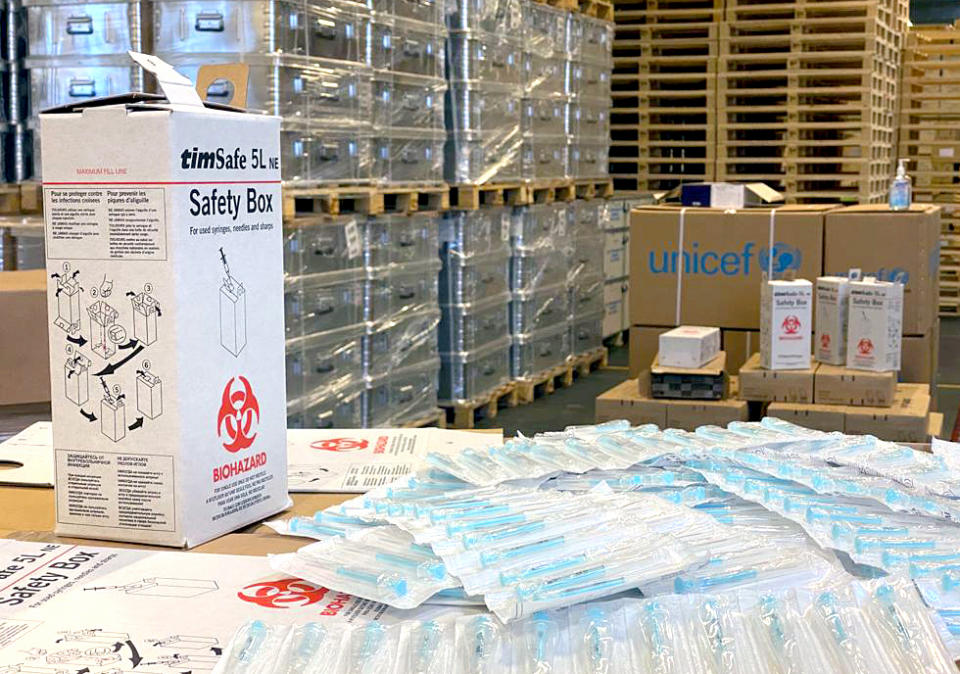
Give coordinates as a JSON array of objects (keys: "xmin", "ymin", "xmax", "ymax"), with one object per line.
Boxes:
[
  {"xmin": 876, "ymin": 267, "xmax": 910, "ymax": 284},
  {"xmin": 758, "ymin": 243, "xmax": 802, "ymax": 274}
]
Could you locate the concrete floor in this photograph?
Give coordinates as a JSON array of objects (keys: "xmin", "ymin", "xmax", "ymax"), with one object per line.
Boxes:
[{"xmin": 479, "ymin": 318, "xmax": 960, "ymax": 438}]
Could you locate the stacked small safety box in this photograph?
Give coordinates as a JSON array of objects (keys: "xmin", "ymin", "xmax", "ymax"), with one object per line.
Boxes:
[{"xmin": 284, "ymin": 214, "xmax": 442, "ymax": 429}]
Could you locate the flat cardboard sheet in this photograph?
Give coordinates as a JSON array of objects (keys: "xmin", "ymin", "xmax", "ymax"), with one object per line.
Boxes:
[
  {"xmin": 286, "ymin": 428, "xmax": 503, "ymax": 493},
  {"xmin": 0, "ymin": 422, "xmax": 53, "ymax": 487},
  {"xmin": 0, "ymin": 538, "xmax": 469, "ymax": 670}
]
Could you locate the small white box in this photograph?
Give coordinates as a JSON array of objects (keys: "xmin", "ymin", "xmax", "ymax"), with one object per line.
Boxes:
[
  {"xmin": 815, "ymin": 276, "xmax": 851, "ymax": 365},
  {"xmin": 41, "ymin": 54, "xmax": 287, "ymax": 547},
  {"xmin": 846, "ymin": 278, "xmax": 903, "ymax": 372},
  {"xmin": 603, "ymin": 281, "xmax": 624, "ymax": 337},
  {"xmin": 760, "ymin": 279, "xmax": 812, "ymax": 370},
  {"xmin": 658, "ymin": 326, "xmax": 721, "ymax": 368}
]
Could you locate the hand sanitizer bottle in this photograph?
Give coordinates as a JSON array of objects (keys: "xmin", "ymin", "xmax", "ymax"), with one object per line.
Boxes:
[{"xmin": 889, "ymin": 158, "xmax": 911, "ymax": 211}]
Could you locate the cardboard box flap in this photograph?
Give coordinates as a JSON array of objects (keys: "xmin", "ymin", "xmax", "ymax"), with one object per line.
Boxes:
[
  {"xmin": 830, "ymin": 204, "xmax": 940, "ymax": 215},
  {"xmin": 631, "ymin": 204, "xmax": 838, "ymax": 215},
  {"xmin": 39, "ymin": 92, "xmax": 246, "ymax": 117}
]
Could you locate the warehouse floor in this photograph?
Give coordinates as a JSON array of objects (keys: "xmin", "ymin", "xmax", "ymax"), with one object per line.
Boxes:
[{"xmin": 481, "ymin": 319, "xmax": 960, "ymax": 438}]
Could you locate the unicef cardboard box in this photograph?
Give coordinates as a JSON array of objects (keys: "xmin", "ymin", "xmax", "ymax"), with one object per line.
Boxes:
[
  {"xmin": 40, "ymin": 55, "xmax": 288, "ymax": 547},
  {"xmin": 628, "ymin": 205, "xmax": 831, "ymax": 330},
  {"xmin": 824, "ymin": 205, "xmax": 940, "ymax": 337}
]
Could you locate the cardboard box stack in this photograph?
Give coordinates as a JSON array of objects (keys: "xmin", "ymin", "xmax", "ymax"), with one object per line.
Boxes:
[
  {"xmin": 622, "ymin": 203, "xmax": 942, "ymax": 442},
  {"xmin": 628, "ymin": 204, "xmax": 941, "ymax": 386},
  {"xmin": 599, "ymin": 324, "xmax": 745, "ymax": 428}
]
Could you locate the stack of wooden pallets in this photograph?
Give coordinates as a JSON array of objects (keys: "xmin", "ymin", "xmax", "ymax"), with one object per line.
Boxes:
[
  {"xmin": 899, "ymin": 21, "xmax": 960, "ymax": 315},
  {"xmin": 610, "ymin": 0, "xmax": 720, "ymax": 193},
  {"xmin": 717, "ymin": 0, "xmax": 905, "ymax": 204},
  {"xmin": 610, "ymin": 0, "xmax": 907, "ymax": 203}
]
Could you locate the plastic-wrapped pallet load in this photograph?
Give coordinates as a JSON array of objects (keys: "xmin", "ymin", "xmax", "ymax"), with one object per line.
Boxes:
[
  {"xmin": 568, "ymin": 200, "xmax": 606, "ymax": 356},
  {"xmin": 438, "ymin": 209, "xmax": 513, "ymax": 403},
  {"xmin": 364, "ymin": 213, "xmax": 442, "ymax": 426},
  {"xmin": 510, "ymin": 203, "xmax": 573, "ymax": 378},
  {"xmin": 20, "ymin": 0, "xmax": 147, "ymax": 179},
  {"xmin": 566, "ymin": 12, "xmax": 612, "ymax": 180}
]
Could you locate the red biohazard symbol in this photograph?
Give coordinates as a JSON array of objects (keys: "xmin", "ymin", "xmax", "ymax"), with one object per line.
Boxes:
[
  {"xmin": 781, "ymin": 315, "xmax": 801, "ymax": 335},
  {"xmin": 238, "ymin": 578, "xmax": 328, "ymax": 609},
  {"xmin": 858, "ymin": 338, "xmax": 874, "ymax": 356},
  {"xmin": 310, "ymin": 438, "xmax": 369, "ymax": 452},
  {"xmin": 820, "ymin": 333, "xmax": 831, "ymax": 350},
  {"xmin": 217, "ymin": 376, "xmax": 260, "ymax": 453}
]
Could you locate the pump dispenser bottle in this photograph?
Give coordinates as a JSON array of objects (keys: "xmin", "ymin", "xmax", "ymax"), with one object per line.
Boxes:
[{"xmin": 889, "ymin": 158, "xmax": 912, "ymax": 211}]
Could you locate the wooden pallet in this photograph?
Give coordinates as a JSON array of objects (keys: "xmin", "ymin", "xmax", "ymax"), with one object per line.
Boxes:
[
  {"xmin": 399, "ymin": 409, "xmax": 447, "ymax": 429},
  {"xmin": 440, "ymin": 383, "xmax": 519, "ymax": 430},
  {"xmin": 0, "ymin": 183, "xmax": 43, "ymax": 215},
  {"xmin": 515, "ymin": 363, "xmax": 575, "ymax": 404},
  {"xmin": 571, "ymin": 346, "xmax": 609, "ymax": 377},
  {"xmin": 282, "ymin": 184, "xmax": 449, "ymax": 219},
  {"xmin": 579, "ymin": 0, "xmax": 613, "ymax": 20},
  {"xmin": 449, "ymin": 183, "xmax": 530, "ymax": 210},
  {"xmin": 573, "ymin": 178, "xmax": 615, "ymax": 200},
  {"xmin": 535, "ymin": 0, "xmax": 578, "ymax": 10}
]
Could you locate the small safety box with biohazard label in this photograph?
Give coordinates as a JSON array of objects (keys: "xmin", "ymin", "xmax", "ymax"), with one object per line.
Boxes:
[{"xmin": 40, "ymin": 53, "xmax": 288, "ymax": 547}]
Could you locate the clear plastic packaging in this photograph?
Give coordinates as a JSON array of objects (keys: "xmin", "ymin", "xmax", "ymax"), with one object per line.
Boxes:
[
  {"xmin": 446, "ymin": 30, "xmax": 523, "ymax": 85},
  {"xmin": 511, "ymin": 324, "xmax": 571, "ymax": 379},
  {"xmin": 568, "ymin": 97, "xmax": 610, "ymax": 140},
  {"xmin": 383, "ymin": 358, "xmax": 441, "ymax": 425},
  {"xmin": 385, "ymin": 0, "xmax": 445, "ymax": 27},
  {"xmin": 366, "ymin": 259, "xmax": 442, "ymax": 324},
  {"xmin": 439, "ymin": 335, "xmax": 511, "ymax": 402},
  {"xmin": 522, "ymin": 138, "xmax": 567, "ymax": 180},
  {"xmin": 365, "ymin": 309, "xmax": 440, "ymax": 373},
  {"xmin": 439, "ymin": 292, "xmax": 510, "ymax": 352},
  {"xmin": 161, "ymin": 53, "xmax": 373, "ymax": 126},
  {"xmin": 445, "ymin": 129, "xmax": 523, "ymax": 184},
  {"xmin": 521, "ymin": 0, "xmax": 568, "ymax": 58},
  {"xmin": 374, "ymin": 72, "xmax": 446, "ymax": 132},
  {"xmin": 522, "ymin": 97, "xmax": 566, "ymax": 138},
  {"xmin": 445, "ymin": 82, "xmax": 521, "ymax": 134},
  {"xmin": 372, "ymin": 17, "xmax": 445, "ymax": 78},
  {"xmin": 25, "ymin": 0, "xmax": 144, "ymax": 57},
  {"xmin": 511, "ymin": 203, "xmax": 567, "ymax": 253},
  {"xmin": 440, "ymin": 250, "xmax": 510, "ymax": 304},
  {"xmin": 523, "ymin": 53, "xmax": 566, "ymax": 97},
  {"xmin": 571, "ymin": 310, "xmax": 604, "ymax": 355},
  {"xmin": 568, "ymin": 200, "xmax": 609, "ymax": 238},
  {"xmin": 26, "ymin": 56, "xmax": 140, "ymax": 118},
  {"xmin": 283, "ymin": 216, "xmax": 365, "ymax": 281},
  {"xmin": 511, "ymin": 251, "xmax": 569, "ymax": 293},
  {"xmin": 445, "ymin": 0, "xmax": 522, "ymax": 35},
  {"xmin": 510, "ymin": 283, "xmax": 570, "ymax": 334},
  {"xmin": 365, "ymin": 213, "xmax": 440, "ymax": 269},
  {"xmin": 566, "ymin": 60, "xmax": 611, "ymax": 99},
  {"xmin": 288, "ymin": 382, "xmax": 365, "ymax": 429},
  {"xmin": 570, "ymin": 274, "xmax": 604, "ymax": 317},
  {"xmin": 280, "ymin": 124, "xmax": 372, "ymax": 183},
  {"xmin": 574, "ymin": 14, "xmax": 614, "ymax": 66},
  {"xmin": 284, "ymin": 271, "xmax": 366, "ymax": 343},
  {"xmin": 569, "ymin": 140, "xmax": 609, "ymax": 180},
  {"xmin": 286, "ymin": 323, "xmax": 365, "ymax": 403},
  {"xmin": 374, "ymin": 130, "xmax": 446, "ymax": 184},
  {"xmin": 569, "ymin": 240, "xmax": 606, "ymax": 284},
  {"xmin": 153, "ymin": 0, "xmax": 312, "ymax": 56},
  {"xmin": 440, "ymin": 209, "xmax": 511, "ymax": 258}
]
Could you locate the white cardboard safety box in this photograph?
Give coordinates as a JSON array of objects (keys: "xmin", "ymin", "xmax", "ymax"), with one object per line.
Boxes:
[
  {"xmin": 40, "ymin": 54, "xmax": 288, "ymax": 547},
  {"xmin": 760, "ymin": 279, "xmax": 812, "ymax": 370},
  {"xmin": 658, "ymin": 325, "xmax": 721, "ymax": 368},
  {"xmin": 846, "ymin": 277, "xmax": 904, "ymax": 372},
  {"xmin": 815, "ymin": 275, "xmax": 852, "ymax": 365}
]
